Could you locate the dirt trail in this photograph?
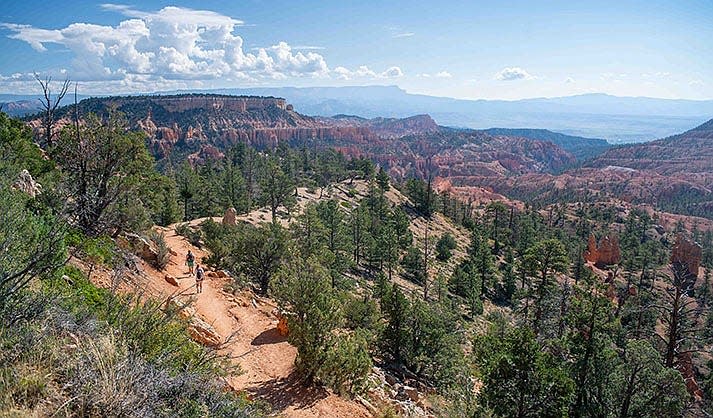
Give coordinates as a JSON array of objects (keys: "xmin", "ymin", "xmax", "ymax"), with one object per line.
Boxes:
[
  {"xmin": 136, "ymin": 224, "xmax": 371, "ymax": 418},
  {"xmin": 79, "ymin": 180, "xmax": 467, "ymax": 417}
]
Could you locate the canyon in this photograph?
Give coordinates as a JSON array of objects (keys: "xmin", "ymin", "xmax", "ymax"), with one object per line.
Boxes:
[{"xmin": 31, "ymin": 93, "xmax": 713, "ymax": 220}]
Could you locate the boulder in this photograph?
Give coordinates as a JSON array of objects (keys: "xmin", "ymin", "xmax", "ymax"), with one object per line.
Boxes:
[
  {"xmin": 118, "ymin": 233, "xmax": 158, "ymax": 264},
  {"xmin": 222, "ymin": 207, "xmax": 237, "ymax": 226},
  {"xmin": 164, "ymin": 274, "xmax": 179, "ymax": 287},
  {"xmin": 164, "ymin": 297, "xmax": 195, "ymax": 319},
  {"xmin": 277, "ymin": 315, "xmax": 289, "ymax": 337},
  {"xmin": 403, "ymin": 386, "xmax": 419, "ymax": 402},
  {"xmin": 12, "ymin": 169, "xmax": 42, "ymax": 197},
  {"xmin": 671, "ymin": 234, "xmax": 702, "ymax": 278},
  {"xmin": 188, "ymin": 317, "xmax": 222, "ymax": 347}
]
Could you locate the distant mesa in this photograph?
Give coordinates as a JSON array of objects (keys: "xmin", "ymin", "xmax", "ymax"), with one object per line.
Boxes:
[{"xmin": 104, "ymin": 94, "xmax": 288, "ymax": 113}]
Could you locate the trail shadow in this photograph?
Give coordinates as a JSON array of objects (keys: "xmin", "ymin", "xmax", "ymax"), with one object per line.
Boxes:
[
  {"xmin": 251, "ymin": 328, "xmax": 288, "ymax": 346},
  {"xmin": 247, "ymin": 371, "xmax": 327, "ymax": 411}
]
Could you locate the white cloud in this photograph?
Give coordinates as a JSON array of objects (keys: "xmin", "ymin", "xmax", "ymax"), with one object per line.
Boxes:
[
  {"xmin": 565, "ymin": 77, "xmax": 575, "ymax": 83},
  {"xmin": 393, "ymin": 32, "xmax": 415, "ymax": 38},
  {"xmin": 2, "ymin": 5, "xmax": 331, "ymax": 85},
  {"xmin": 434, "ymin": 71, "xmax": 452, "ymax": 78},
  {"xmin": 292, "ymin": 45, "xmax": 326, "ymax": 50},
  {"xmin": 690, "ymin": 79, "xmax": 704, "ymax": 86},
  {"xmin": 495, "ymin": 67, "xmax": 534, "ymax": 81},
  {"xmin": 381, "ymin": 66, "xmax": 403, "ymax": 78},
  {"xmin": 333, "ymin": 65, "xmax": 403, "ymax": 80}
]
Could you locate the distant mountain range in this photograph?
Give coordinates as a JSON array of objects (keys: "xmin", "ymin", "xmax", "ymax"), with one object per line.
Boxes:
[
  {"xmin": 4, "ymin": 86, "xmax": 712, "ymax": 143},
  {"xmin": 172, "ymin": 86, "xmax": 713, "ymax": 143}
]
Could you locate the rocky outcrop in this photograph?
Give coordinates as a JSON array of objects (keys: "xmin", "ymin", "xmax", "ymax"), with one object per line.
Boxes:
[
  {"xmin": 222, "ymin": 207, "xmax": 237, "ymax": 226},
  {"xmin": 117, "ymin": 233, "xmax": 158, "ymax": 265},
  {"xmin": 164, "ymin": 274, "xmax": 179, "ymax": 287},
  {"xmin": 671, "ymin": 235, "xmax": 702, "ymax": 277},
  {"xmin": 678, "ymin": 352, "xmax": 704, "ymax": 401},
  {"xmin": 12, "ymin": 169, "xmax": 42, "ymax": 197},
  {"xmin": 187, "ymin": 316, "xmax": 222, "ymax": 347},
  {"xmin": 584, "ymin": 234, "xmax": 621, "ymax": 268}
]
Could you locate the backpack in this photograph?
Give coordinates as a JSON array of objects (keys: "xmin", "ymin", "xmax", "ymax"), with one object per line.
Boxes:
[
  {"xmin": 196, "ymin": 267, "xmax": 204, "ymax": 280},
  {"xmin": 187, "ymin": 252, "xmax": 194, "ymax": 262}
]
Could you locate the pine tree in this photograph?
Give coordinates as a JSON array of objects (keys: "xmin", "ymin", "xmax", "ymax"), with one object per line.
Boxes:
[
  {"xmin": 522, "ymin": 239, "xmax": 570, "ymax": 335},
  {"xmin": 259, "ymin": 157, "xmax": 296, "ymax": 223},
  {"xmin": 376, "ymin": 166, "xmax": 390, "ymax": 191}
]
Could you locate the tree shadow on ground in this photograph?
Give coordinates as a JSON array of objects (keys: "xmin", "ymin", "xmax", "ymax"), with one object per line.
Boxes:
[
  {"xmin": 247, "ymin": 370, "xmax": 327, "ymax": 411},
  {"xmin": 251, "ymin": 328, "xmax": 288, "ymax": 346}
]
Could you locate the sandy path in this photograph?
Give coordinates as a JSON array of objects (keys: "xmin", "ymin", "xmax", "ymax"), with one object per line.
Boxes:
[{"xmin": 138, "ymin": 225, "xmax": 371, "ymax": 418}]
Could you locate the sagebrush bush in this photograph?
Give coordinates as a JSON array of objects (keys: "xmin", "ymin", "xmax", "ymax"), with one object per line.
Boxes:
[
  {"xmin": 148, "ymin": 231, "xmax": 171, "ymax": 271},
  {"xmin": 0, "ymin": 269, "xmax": 261, "ymax": 417}
]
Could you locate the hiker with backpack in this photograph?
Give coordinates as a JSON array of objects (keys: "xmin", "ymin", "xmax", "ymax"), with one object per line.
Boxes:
[
  {"xmin": 186, "ymin": 250, "xmax": 195, "ymax": 274},
  {"xmin": 195, "ymin": 264, "xmax": 205, "ymax": 294}
]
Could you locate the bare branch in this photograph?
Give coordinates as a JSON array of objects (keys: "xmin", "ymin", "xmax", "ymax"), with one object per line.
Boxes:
[{"xmin": 35, "ymin": 73, "xmax": 70, "ymax": 147}]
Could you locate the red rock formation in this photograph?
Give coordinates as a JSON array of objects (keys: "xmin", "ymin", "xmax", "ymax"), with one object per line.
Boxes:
[
  {"xmin": 583, "ymin": 234, "xmax": 621, "ymax": 268},
  {"xmin": 670, "ymin": 234, "xmax": 702, "ymax": 277},
  {"xmin": 222, "ymin": 208, "xmax": 237, "ymax": 226},
  {"xmin": 678, "ymin": 352, "xmax": 704, "ymax": 401}
]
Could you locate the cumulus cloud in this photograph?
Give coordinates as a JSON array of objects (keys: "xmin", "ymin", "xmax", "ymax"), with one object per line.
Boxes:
[
  {"xmin": 333, "ymin": 65, "xmax": 403, "ymax": 80},
  {"xmin": 495, "ymin": 67, "xmax": 534, "ymax": 81},
  {"xmin": 2, "ymin": 5, "xmax": 331, "ymax": 84},
  {"xmin": 381, "ymin": 66, "xmax": 404, "ymax": 78},
  {"xmin": 434, "ymin": 71, "xmax": 452, "ymax": 78}
]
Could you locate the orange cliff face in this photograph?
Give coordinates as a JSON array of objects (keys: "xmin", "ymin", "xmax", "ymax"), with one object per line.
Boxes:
[
  {"xmin": 583, "ymin": 233, "xmax": 621, "ymax": 268},
  {"xmin": 31, "ymin": 94, "xmax": 576, "ymax": 187},
  {"xmin": 33, "ymin": 94, "xmax": 385, "ymax": 161}
]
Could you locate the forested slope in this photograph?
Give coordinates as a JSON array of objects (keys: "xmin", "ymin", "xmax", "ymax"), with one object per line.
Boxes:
[{"xmin": 3, "ymin": 102, "xmax": 713, "ymax": 417}]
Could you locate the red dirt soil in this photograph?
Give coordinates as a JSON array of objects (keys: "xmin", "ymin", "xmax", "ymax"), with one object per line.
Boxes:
[{"xmin": 83, "ymin": 222, "xmax": 371, "ymax": 418}]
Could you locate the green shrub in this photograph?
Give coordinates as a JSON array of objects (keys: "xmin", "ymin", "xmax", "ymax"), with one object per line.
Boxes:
[
  {"xmin": 436, "ymin": 233, "xmax": 457, "ymax": 261},
  {"xmin": 66, "ymin": 230, "xmax": 117, "ymax": 266},
  {"xmin": 401, "ymin": 246, "xmax": 425, "ymax": 283},
  {"xmin": 176, "ymin": 222, "xmax": 202, "ymax": 248},
  {"xmin": 3, "ymin": 268, "xmax": 261, "ymax": 417},
  {"xmin": 274, "ymin": 256, "xmax": 372, "ymax": 396},
  {"xmin": 148, "ymin": 231, "xmax": 171, "ymax": 271},
  {"xmin": 319, "ymin": 330, "xmax": 373, "ymax": 396}
]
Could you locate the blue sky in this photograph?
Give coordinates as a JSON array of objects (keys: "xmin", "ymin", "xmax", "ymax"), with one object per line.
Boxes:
[{"xmin": 1, "ymin": 0, "xmax": 711, "ymax": 99}]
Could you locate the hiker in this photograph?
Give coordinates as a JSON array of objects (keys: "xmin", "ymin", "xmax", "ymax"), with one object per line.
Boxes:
[
  {"xmin": 195, "ymin": 264, "xmax": 205, "ymax": 294},
  {"xmin": 186, "ymin": 250, "xmax": 195, "ymax": 274}
]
